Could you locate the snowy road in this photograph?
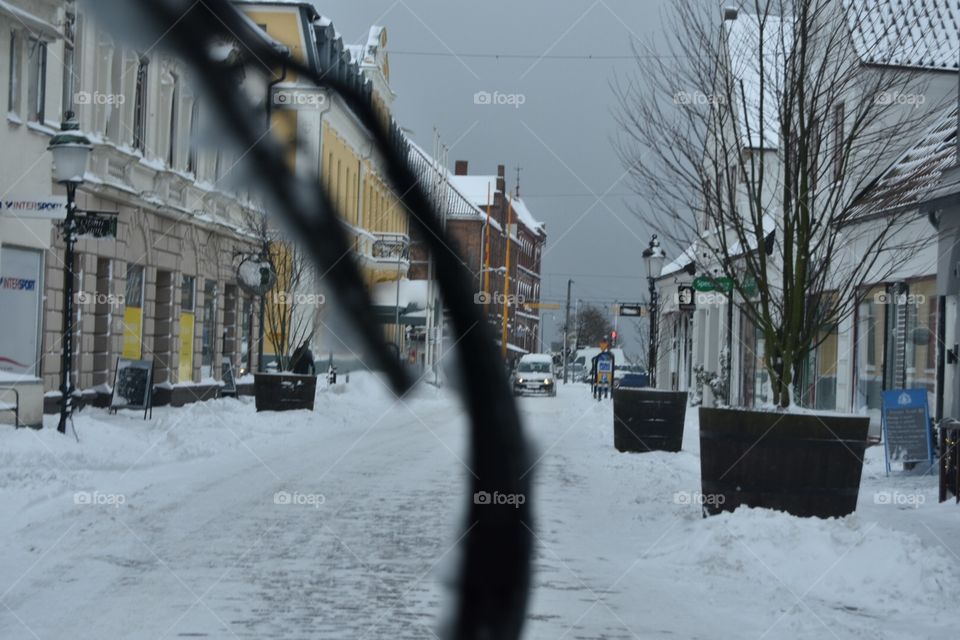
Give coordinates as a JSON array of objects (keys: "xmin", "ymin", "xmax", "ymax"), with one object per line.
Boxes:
[{"xmin": 2, "ymin": 375, "xmax": 959, "ymax": 639}]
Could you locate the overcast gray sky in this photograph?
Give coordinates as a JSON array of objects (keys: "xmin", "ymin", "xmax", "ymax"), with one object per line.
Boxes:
[{"xmin": 313, "ymin": 0, "xmax": 673, "ymax": 359}]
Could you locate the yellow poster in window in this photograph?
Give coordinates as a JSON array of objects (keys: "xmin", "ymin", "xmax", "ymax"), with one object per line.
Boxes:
[
  {"xmin": 121, "ymin": 307, "xmax": 143, "ymax": 359},
  {"xmin": 178, "ymin": 311, "xmax": 194, "ymax": 382}
]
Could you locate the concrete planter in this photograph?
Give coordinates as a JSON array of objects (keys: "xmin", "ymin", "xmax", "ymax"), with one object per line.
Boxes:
[{"xmin": 699, "ymin": 407, "xmax": 870, "ymax": 518}]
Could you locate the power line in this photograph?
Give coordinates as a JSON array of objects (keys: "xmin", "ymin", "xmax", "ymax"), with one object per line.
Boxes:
[
  {"xmin": 518, "ymin": 192, "xmax": 637, "ymax": 198},
  {"xmin": 389, "ymin": 50, "xmax": 683, "ymax": 61}
]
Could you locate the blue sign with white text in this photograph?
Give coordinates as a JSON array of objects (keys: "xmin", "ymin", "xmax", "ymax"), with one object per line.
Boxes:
[{"xmin": 881, "ymin": 389, "xmax": 933, "ymax": 475}]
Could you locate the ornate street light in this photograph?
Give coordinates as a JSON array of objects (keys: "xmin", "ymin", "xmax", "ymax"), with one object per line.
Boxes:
[
  {"xmin": 48, "ymin": 111, "xmax": 92, "ymax": 433},
  {"xmin": 641, "ymin": 234, "xmax": 666, "ymax": 387}
]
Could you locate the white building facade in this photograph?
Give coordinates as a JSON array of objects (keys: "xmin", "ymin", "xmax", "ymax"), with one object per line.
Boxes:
[{"xmin": 0, "ymin": 0, "xmax": 266, "ymax": 411}]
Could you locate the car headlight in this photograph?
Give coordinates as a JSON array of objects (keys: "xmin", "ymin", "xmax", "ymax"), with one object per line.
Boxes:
[
  {"xmin": 516, "ymin": 378, "xmax": 525, "ymax": 384},
  {"xmin": 544, "ymin": 378, "xmax": 553, "ymax": 385}
]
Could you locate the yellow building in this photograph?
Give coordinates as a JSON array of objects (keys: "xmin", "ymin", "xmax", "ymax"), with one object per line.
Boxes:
[{"xmin": 238, "ymin": 2, "xmax": 413, "ymax": 356}]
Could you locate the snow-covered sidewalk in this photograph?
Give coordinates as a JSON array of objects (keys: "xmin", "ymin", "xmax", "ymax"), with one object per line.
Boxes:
[{"xmin": 0, "ymin": 375, "xmax": 958, "ymax": 639}]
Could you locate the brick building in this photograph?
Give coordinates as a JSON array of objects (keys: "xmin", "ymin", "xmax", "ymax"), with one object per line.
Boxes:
[{"xmin": 406, "ymin": 146, "xmax": 546, "ymax": 357}]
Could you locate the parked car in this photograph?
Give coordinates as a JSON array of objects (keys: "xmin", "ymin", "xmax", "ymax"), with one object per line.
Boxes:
[{"xmin": 512, "ymin": 353, "xmax": 557, "ymax": 397}]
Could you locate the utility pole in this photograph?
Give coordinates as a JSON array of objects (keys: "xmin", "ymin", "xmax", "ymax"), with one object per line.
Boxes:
[
  {"xmin": 563, "ymin": 278, "xmax": 573, "ymax": 383},
  {"xmin": 500, "ymin": 197, "xmax": 514, "ymax": 360},
  {"xmin": 483, "ymin": 182, "xmax": 492, "ymax": 309}
]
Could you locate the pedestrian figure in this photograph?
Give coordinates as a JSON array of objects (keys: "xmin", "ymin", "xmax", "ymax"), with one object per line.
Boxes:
[{"xmin": 290, "ymin": 340, "xmax": 316, "ymax": 375}]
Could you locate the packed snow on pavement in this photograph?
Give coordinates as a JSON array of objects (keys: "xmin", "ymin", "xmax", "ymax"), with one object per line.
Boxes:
[{"xmin": 1, "ymin": 374, "xmax": 959, "ymax": 639}]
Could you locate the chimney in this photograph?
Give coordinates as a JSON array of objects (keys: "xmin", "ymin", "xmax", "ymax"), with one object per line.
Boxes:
[
  {"xmin": 454, "ymin": 160, "xmax": 468, "ymax": 175},
  {"xmin": 496, "ymin": 164, "xmax": 506, "ymax": 195}
]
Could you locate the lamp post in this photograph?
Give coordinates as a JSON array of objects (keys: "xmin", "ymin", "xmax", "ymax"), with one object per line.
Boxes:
[
  {"xmin": 48, "ymin": 112, "xmax": 92, "ymax": 434},
  {"xmin": 642, "ymin": 234, "xmax": 666, "ymax": 388}
]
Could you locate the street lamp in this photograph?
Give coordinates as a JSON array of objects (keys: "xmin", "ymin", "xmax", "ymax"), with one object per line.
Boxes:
[
  {"xmin": 642, "ymin": 234, "xmax": 666, "ymax": 387},
  {"xmin": 48, "ymin": 112, "xmax": 92, "ymax": 433}
]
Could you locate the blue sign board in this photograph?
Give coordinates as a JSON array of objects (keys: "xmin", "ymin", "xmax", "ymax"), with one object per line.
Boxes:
[{"xmin": 881, "ymin": 389, "xmax": 933, "ymax": 475}]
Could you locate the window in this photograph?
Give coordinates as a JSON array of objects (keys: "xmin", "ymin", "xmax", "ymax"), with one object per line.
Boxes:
[
  {"xmin": 26, "ymin": 36, "xmax": 46, "ymax": 122},
  {"xmin": 201, "ymin": 280, "xmax": 218, "ymax": 376},
  {"xmin": 125, "ymin": 264, "xmax": 144, "ymax": 308},
  {"xmin": 61, "ymin": 12, "xmax": 77, "ymax": 114},
  {"xmin": 8, "ymin": 30, "xmax": 21, "ymax": 115},
  {"xmin": 133, "ymin": 56, "xmax": 149, "ymax": 150},
  {"xmin": 187, "ymin": 101, "xmax": 198, "ymax": 174},
  {"xmin": 181, "ymin": 275, "xmax": 195, "ymax": 312},
  {"xmin": 832, "ymin": 102, "xmax": 844, "ymax": 182},
  {"xmin": 167, "ymin": 72, "xmax": 179, "ymax": 167}
]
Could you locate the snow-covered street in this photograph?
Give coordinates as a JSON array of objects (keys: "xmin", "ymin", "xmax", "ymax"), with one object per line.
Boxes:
[{"xmin": 1, "ymin": 376, "xmax": 958, "ymax": 639}]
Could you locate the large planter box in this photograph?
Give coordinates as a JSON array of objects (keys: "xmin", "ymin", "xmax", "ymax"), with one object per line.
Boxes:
[
  {"xmin": 254, "ymin": 373, "xmax": 317, "ymax": 412},
  {"xmin": 613, "ymin": 388, "xmax": 687, "ymax": 452},
  {"xmin": 700, "ymin": 407, "xmax": 870, "ymax": 518}
]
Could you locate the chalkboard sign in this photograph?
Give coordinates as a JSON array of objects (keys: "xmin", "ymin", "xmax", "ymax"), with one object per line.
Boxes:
[
  {"xmin": 109, "ymin": 358, "xmax": 154, "ymax": 419},
  {"xmin": 881, "ymin": 389, "xmax": 933, "ymax": 474},
  {"xmin": 221, "ymin": 356, "xmax": 237, "ymax": 397}
]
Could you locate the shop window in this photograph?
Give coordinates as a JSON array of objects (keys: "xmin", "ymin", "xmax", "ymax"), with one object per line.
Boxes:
[
  {"xmin": 178, "ymin": 276, "xmax": 195, "ymax": 382},
  {"xmin": 201, "ymin": 280, "xmax": 217, "ymax": 378},
  {"xmin": 122, "ymin": 265, "xmax": 144, "ymax": 359},
  {"xmin": 855, "ymin": 287, "xmax": 886, "ymax": 411}
]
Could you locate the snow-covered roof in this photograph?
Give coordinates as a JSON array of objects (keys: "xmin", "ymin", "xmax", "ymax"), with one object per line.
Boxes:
[
  {"xmin": 508, "ymin": 195, "xmax": 545, "ymax": 236},
  {"xmin": 853, "ymin": 100, "xmax": 957, "ymax": 217},
  {"xmin": 843, "ymin": 0, "xmax": 960, "ymax": 70},
  {"xmin": 406, "ymin": 142, "xmax": 502, "ymax": 231},
  {"xmin": 661, "ymin": 242, "xmax": 697, "ymax": 277},
  {"xmin": 449, "ymin": 175, "xmax": 499, "ymax": 208},
  {"xmin": 725, "ymin": 13, "xmax": 792, "ymax": 150},
  {"xmin": 344, "ymin": 44, "xmax": 363, "ymax": 62}
]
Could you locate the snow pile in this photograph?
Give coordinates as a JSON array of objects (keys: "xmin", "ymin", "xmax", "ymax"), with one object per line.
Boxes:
[{"xmin": 675, "ymin": 509, "xmax": 956, "ymax": 609}]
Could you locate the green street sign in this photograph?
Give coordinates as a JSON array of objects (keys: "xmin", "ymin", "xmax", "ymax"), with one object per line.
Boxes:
[{"xmin": 692, "ymin": 275, "xmax": 733, "ymax": 293}]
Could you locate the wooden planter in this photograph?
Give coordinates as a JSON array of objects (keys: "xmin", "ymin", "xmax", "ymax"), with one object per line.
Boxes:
[
  {"xmin": 699, "ymin": 407, "xmax": 869, "ymax": 518},
  {"xmin": 254, "ymin": 373, "xmax": 317, "ymax": 412},
  {"xmin": 613, "ymin": 389, "xmax": 688, "ymax": 452}
]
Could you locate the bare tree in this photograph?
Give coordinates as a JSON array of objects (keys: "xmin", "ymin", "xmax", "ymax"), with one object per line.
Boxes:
[
  {"xmin": 614, "ymin": 0, "xmax": 939, "ymax": 408},
  {"xmin": 240, "ymin": 209, "xmax": 320, "ymax": 371},
  {"xmin": 577, "ymin": 304, "xmax": 614, "ymax": 347}
]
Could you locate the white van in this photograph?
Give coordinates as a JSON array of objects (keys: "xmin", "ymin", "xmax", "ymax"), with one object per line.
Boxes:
[{"xmin": 512, "ymin": 353, "xmax": 557, "ymax": 396}]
